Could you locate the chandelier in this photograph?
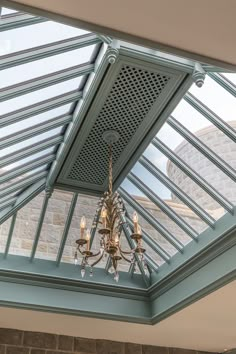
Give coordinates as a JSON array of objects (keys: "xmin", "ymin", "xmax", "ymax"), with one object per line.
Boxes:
[{"xmin": 74, "ymin": 131, "xmax": 147, "ymax": 282}]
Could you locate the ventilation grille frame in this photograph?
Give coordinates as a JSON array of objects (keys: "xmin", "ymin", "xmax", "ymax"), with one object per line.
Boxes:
[{"xmin": 57, "ymin": 54, "xmax": 188, "ymax": 195}]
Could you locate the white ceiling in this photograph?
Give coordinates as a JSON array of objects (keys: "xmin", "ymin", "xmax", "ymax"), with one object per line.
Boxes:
[
  {"xmin": 2, "ymin": 0, "xmax": 236, "ymax": 70},
  {"xmin": 1, "ymin": 281, "xmax": 236, "ymax": 352}
]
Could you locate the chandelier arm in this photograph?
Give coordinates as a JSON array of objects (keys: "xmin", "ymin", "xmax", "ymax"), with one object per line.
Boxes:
[
  {"xmin": 90, "ymin": 251, "xmax": 105, "ymax": 267},
  {"xmin": 119, "ymin": 247, "xmax": 133, "ymax": 255},
  {"xmin": 77, "ymin": 246, "xmax": 86, "ymax": 256},
  {"xmin": 119, "ymin": 250, "xmax": 132, "ymax": 263}
]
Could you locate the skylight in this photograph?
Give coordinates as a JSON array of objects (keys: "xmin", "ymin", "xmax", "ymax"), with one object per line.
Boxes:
[{"xmin": 0, "ymin": 5, "xmax": 235, "ymax": 292}]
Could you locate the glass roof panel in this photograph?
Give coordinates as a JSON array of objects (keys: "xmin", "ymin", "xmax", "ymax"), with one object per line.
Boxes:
[
  {"xmin": 0, "ymin": 45, "xmax": 95, "ymax": 88},
  {"xmin": 156, "ymin": 124, "xmax": 236, "ymax": 206},
  {"xmin": 62, "ymin": 194, "xmax": 99, "ymax": 264},
  {"xmin": 189, "ymin": 75, "xmax": 236, "ymax": 127},
  {"xmin": 0, "ymin": 22, "xmax": 88, "ymax": 55},
  {"xmin": 0, "ymin": 147, "xmax": 55, "ymax": 172},
  {"xmin": 143, "ymin": 135, "xmax": 226, "ymax": 216},
  {"xmin": 0, "ymin": 77, "xmax": 82, "ymax": 114},
  {"xmin": 1, "ymin": 8, "xmax": 18, "ymax": 16},
  {"xmin": 0, "ymin": 126, "xmax": 64, "ymax": 157},
  {"xmin": 222, "ymin": 73, "xmax": 236, "ymax": 85},
  {"xmin": 130, "ymin": 162, "xmax": 207, "ymax": 233},
  {"xmin": 35, "ymin": 190, "xmax": 74, "ymax": 261},
  {"xmin": 8, "ymin": 191, "xmax": 45, "ymax": 257},
  {"xmin": 0, "ymin": 104, "xmax": 71, "ymax": 140}
]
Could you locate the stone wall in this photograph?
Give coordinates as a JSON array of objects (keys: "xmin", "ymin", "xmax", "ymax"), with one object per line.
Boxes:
[
  {"xmin": 167, "ymin": 121, "xmax": 236, "ymax": 210},
  {"xmin": 0, "ymin": 328, "xmax": 212, "ymax": 354}
]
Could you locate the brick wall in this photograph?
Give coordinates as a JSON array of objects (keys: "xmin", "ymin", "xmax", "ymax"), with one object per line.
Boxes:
[{"xmin": 0, "ymin": 328, "xmax": 212, "ymax": 354}]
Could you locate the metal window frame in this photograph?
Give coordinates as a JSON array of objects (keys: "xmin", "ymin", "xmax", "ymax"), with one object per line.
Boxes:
[
  {"xmin": 0, "ymin": 34, "xmax": 101, "ymax": 70},
  {"xmin": 168, "ymin": 116, "xmax": 236, "ymax": 182},
  {"xmin": 139, "ymin": 155, "xmax": 215, "ymax": 227},
  {"xmin": 119, "ymin": 187, "xmax": 184, "ymax": 252},
  {"xmin": 152, "ymin": 138, "xmax": 234, "ymax": 214},
  {"xmin": 0, "ymin": 63, "xmax": 94, "ymax": 102}
]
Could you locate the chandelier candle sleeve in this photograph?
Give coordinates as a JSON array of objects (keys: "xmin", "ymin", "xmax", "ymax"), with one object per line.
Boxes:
[
  {"xmin": 101, "ymin": 207, "xmax": 107, "ymax": 228},
  {"xmin": 133, "ymin": 212, "xmax": 139, "ymax": 234},
  {"xmin": 85, "ymin": 229, "xmax": 90, "ymax": 251},
  {"xmin": 80, "ymin": 216, "xmax": 86, "ymax": 239}
]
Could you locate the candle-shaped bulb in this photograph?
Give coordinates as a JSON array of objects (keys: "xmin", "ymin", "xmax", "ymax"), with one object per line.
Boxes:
[
  {"xmin": 114, "ymin": 235, "xmax": 119, "ymax": 244},
  {"xmin": 133, "ymin": 211, "xmax": 138, "ymax": 223},
  {"xmin": 101, "ymin": 207, "xmax": 107, "ymax": 228},
  {"xmin": 85, "ymin": 229, "xmax": 90, "ymax": 251},
  {"xmin": 133, "ymin": 211, "xmax": 138, "ymax": 233},
  {"xmin": 80, "ymin": 216, "xmax": 86, "ymax": 229}
]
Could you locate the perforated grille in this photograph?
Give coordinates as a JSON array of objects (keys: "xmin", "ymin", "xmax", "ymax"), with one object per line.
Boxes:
[{"xmin": 68, "ymin": 64, "xmax": 170, "ymax": 185}]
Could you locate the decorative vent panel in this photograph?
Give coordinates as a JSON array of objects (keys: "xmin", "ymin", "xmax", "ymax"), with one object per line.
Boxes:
[
  {"xmin": 57, "ymin": 54, "xmax": 188, "ymax": 195},
  {"xmin": 68, "ymin": 65, "xmax": 170, "ymax": 185}
]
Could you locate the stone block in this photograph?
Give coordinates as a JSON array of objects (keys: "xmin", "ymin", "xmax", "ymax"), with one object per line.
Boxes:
[
  {"xmin": 23, "ymin": 332, "xmax": 56, "ymax": 349},
  {"xmin": 125, "ymin": 343, "xmax": 142, "ymax": 354},
  {"xmin": 74, "ymin": 338, "xmax": 96, "ymax": 353},
  {"xmin": 142, "ymin": 345, "xmax": 169, "ymax": 354},
  {"xmin": 30, "ymin": 350, "xmax": 45, "ymax": 354},
  {"xmin": 0, "ymin": 345, "xmax": 5, "ymax": 354},
  {"xmin": 107, "ymin": 341, "xmax": 125, "ymax": 354},
  {"xmin": 96, "ymin": 340, "xmax": 108, "ymax": 354},
  {"xmin": 169, "ymin": 349, "xmax": 196, "ymax": 354},
  {"xmin": 47, "ymin": 352, "xmax": 72, "ymax": 354},
  {"xmin": 6, "ymin": 347, "xmax": 29, "ymax": 354},
  {"xmin": 0, "ymin": 329, "xmax": 22, "ymax": 345},
  {"xmin": 58, "ymin": 335, "xmax": 74, "ymax": 351}
]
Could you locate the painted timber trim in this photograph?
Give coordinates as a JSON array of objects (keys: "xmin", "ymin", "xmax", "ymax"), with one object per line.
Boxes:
[
  {"xmin": 0, "ymin": 280, "xmax": 151, "ymax": 324},
  {"xmin": 0, "ymin": 256, "xmax": 147, "ymax": 300},
  {"xmin": 0, "ymin": 214, "xmax": 235, "ymax": 324},
  {"xmin": 150, "ymin": 224, "xmax": 236, "ymax": 324}
]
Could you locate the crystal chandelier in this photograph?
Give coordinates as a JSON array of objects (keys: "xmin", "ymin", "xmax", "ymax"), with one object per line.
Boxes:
[{"xmin": 74, "ymin": 131, "xmax": 146, "ymax": 282}]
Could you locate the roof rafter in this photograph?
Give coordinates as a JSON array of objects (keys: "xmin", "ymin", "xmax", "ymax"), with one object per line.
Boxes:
[
  {"xmin": 168, "ymin": 116, "xmax": 236, "ymax": 182},
  {"xmin": 0, "ymin": 13, "xmax": 47, "ymax": 31},
  {"xmin": 0, "ymin": 63, "xmax": 94, "ymax": 102},
  {"xmin": 0, "ymin": 91, "xmax": 81, "ymax": 128},
  {"xmin": 0, "ymin": 178, "xmax": 46, "ymax": 225},
  {"xmin": 0, "ymin": 153, "xmax": 55, "ymax": 185},
  {"xmin": 56, "ymin": 193, "xmax": 78, "ymax": 266},
  {"xmin": 152, "ymin": 138, "xmax": 234, "ymax": 214},
  {"xmin": 0, "ymin": 114, "xmax": 71, "ymax": 150},
  {"xmin": 184, "ymin": 92, "xmax": 236, "ymax": 142},
  {"xmin": 119, "ymin": 188, "xmax": 184, "ymax": 252},
  {"xmin": 128, "ymin": 173, "xmax": 199, "ymax": 241},
  {"xmin": 0, "ymin": 134, "xmax": 63, "ymax": 169},
  {"xmin": 0, "ymin": 34, "xmax": 101, "ymax": 70},
  {"xmin": 139, "ymin": 155, "xmax": 215, "ymax": 227}
]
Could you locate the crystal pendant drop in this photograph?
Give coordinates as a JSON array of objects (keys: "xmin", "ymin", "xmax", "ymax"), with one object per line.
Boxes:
[
  {"xmin": 108, "ymin": 266, "xmax": 115, "ymax": 274},
  {"xmin": 144, "ymin": 264, "xmax": 148, "ymax": 276},
  {"xmin": 81, "ymin": 268, "xmax": 85, "ymax": 278},
  {"xmin": 89, "ymin": 268, "xmax": 93, "ymax": 277},
  {"xmin": 74, "ymin": 251, "xmax": 78, "ymax": 265},
  {"xmin": 114, "ymin": 271, "xmax": 119, "ymax": 282}
]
